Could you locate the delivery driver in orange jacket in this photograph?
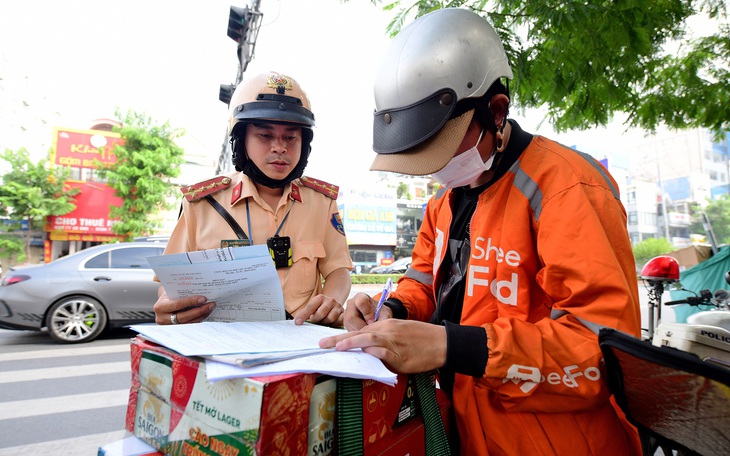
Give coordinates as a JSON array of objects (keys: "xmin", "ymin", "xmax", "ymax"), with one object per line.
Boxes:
[
  {"xmin": 153, "ymin": 72, "xmax": 353, "ymax": 327},
  {"xmin": 320, "ymin": 8, "xmax": 643, "ymax": 455}
]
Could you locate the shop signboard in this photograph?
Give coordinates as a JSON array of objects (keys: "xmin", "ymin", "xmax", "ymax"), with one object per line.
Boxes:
[
  {"xmin": 51, "ymin": 127, "xmax": 122, "ymax": 168},
  {"xmin": 45, "ymin": 181, "xmax": 122, "ymax": 237},
  {"xmin": 338, "ymin": 188, "xmax": 397, "ymax": 246}
]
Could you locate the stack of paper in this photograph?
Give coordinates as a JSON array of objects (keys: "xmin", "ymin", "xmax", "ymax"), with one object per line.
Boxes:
[
  {"xmin": 129, "ymin": 320, "xmax": 397, "ymax": 386},
  {"xmin": 147, "ymin": 245, "xmax": 286, "ymax": 322}
]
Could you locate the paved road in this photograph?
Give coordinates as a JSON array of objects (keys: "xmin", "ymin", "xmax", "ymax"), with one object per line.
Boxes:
[
  {"xmin": 0, "ymin": 328, "xmax": 136, "ymax": 455},
  {"xmin": 0, "ymin": 285, "xmax": 384, "ymax": 455}
]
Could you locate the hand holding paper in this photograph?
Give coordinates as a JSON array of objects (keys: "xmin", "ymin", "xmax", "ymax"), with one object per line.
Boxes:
[{"xmin": 148, "ymin": 245, "xmax": 286, "ymax": 322}]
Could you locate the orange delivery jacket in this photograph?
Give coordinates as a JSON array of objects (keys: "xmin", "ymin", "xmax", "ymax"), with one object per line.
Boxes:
[{"xmin": 389, "ymin": 122, "xmax": 642, "ymax": 455}]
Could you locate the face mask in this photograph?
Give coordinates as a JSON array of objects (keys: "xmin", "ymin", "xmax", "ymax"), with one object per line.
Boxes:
[{"xmin": 432, "ymin": 129, "xmax": 495, "ymax": 189}]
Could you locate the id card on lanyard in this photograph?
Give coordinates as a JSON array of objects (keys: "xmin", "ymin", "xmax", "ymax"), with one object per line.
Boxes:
[{"xmin": 219, "ymin": 199, "xmax": 293, "ymax": 268}]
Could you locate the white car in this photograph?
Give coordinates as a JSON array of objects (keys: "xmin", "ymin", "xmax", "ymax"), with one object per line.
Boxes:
[{"xmin": 371, "ymin": 257, "xmax": 412, "ymax": 274}]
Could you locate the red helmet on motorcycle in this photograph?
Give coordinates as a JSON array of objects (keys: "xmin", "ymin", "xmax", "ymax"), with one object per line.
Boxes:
[{"xmin": 639, "ymin": 255, "xmax": 680, "ymax": 282}]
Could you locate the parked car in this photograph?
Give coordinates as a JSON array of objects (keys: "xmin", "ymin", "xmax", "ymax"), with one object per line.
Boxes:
[
  {"xmin": 370, "ymin": 257, "xmax": 412, "ymax": 274},
  {"xmin": 0, "ymin": 241, "xmax": 167, "ymax": 343}
]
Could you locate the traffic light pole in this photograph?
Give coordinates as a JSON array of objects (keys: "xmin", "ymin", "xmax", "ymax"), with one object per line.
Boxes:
[{"xmin": 216, "ymin": 1, "xmax": 263, "ymax": 175}]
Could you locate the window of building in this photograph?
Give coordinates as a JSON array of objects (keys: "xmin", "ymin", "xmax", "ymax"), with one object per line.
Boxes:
[
  {"xmin": 351, "ymin": 250, "xmax": 378, "ymax": 264},
  {"xmin": 639, "ymin": 212, "xmax": 657, "ymax": 226},
  {"xmin": 626, "ymin": 190, "xmax": 636, "ymax": 203}
]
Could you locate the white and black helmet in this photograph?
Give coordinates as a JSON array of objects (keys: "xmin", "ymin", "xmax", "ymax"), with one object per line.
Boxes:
[{"xmin": 371, "ymin": 8, "xmax": 513, "ymax": 175}]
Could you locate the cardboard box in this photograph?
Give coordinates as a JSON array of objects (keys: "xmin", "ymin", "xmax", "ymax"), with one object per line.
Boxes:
[
  {"xmin": 666, "ymin": 245, "xmax": 713, "ymax": 271},
  {"xmin": 366, "ymin": 388, "xmax": 453, "ymax": 456},
  {"xmin": 362, "ymin": 375, "xmax": 418, "ymax": 448},
  {"xmin": 126, "ymin": 337, "xmax": 425, "ymax": 456},
  {"xmin": 127, "ymin": 337, "xmax": 318, "ymax": 455}
]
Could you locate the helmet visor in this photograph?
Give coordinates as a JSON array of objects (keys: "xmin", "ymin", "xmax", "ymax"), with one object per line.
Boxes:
[
  {"xmin": 373, "ymin": 89, "xmax": 457, "ymax": 154},
  {"xmin": 371, "ymin": 109, "xmax": 474, "ymax": 176}
]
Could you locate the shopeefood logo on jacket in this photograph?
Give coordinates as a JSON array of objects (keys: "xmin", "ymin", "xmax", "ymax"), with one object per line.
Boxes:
[
  {"xmin": 503, "ymin": 363, "xmax": 602, "ymax": 393},
  {"xmin": 435, "ymin": 230, "xmax": 522, "ymax": 305}
]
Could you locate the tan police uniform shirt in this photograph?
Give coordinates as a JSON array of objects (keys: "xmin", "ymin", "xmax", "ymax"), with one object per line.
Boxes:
[{"xmin": 165, "ymin": 172, "xmax": 353, "ymax": 315}]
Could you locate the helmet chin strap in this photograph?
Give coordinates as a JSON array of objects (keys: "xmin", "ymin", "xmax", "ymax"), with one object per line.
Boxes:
[
  {"xmin": 240, "ymin": 147, "xmax": 310, "ymax": 188},
  {"xmin": 232, "ymin": 123, "xmax": 312, "ymax": 188},
  {"xmin": 241, "ymin": 158, "xmax": 306, "ymax": 188}
]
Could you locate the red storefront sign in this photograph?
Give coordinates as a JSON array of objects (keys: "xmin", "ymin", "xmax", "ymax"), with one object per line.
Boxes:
[
  {"xmin": 45, "ymin": 181, "xmax": 122, "ymax": 236},
  {"xmin": 51, "ymin": 127, "xmax": 123, "ymax": 168}
]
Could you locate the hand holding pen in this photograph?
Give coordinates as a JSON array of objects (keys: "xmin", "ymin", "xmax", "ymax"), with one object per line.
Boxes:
[{"xmin": 373, "ymin": 277, "xmax": 392, "ymax": 322}]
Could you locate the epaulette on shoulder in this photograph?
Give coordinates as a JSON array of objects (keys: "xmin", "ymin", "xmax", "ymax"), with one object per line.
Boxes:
[
  {"xmin": 299, "ymin": 176, "xmax": 339, "ymax": 199},
  {"xmin": 181, "ymin": 176, "xmax": 232, "ymax": 202}
]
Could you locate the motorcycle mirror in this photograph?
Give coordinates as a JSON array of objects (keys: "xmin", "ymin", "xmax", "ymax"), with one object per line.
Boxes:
[{"xmin": 725, "ymin": 270, "xmax": 730, "ymax": 286}]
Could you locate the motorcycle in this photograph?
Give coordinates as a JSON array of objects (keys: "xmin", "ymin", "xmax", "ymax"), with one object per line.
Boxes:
[
  {"xmin": 639, "ymin": 255, "xmax": 730, "ymax": 368},
  {"xmin": 598, "ymin": 256, "xmax": 730, "ymax": 455}
]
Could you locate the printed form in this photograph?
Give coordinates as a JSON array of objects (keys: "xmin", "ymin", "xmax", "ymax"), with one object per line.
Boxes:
[
  {"xmin": 147, "ymin": 245, "xmax": 285, "ymax": 322},
  {"xmin": 129, "ymin": 320, "xmax": 397, "ymax": 385}
]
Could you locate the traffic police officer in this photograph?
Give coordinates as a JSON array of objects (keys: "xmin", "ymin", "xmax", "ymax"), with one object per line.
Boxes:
[{"xmin": 154, "ymin": 71, "xmax": 353, "ymax": 327}]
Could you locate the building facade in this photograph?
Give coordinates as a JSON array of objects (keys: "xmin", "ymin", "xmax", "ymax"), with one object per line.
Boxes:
[{"xmin": 625, "ymin": 128, "xmax": 729, "ymax": 247}]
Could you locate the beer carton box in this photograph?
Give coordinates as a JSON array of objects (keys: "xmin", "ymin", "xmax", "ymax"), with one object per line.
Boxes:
[
  {"xmin": 366, "ymin": 388, "xmax": 453, "ymax": 455},
  {"xmin": 361, "ymin": 376, "xmax": 419, "ymax": 447},
  {"xmin": 127, "ymin": 337, "xmax": 318, "ymax": 455},
  {"xmin": 125, "ymin": 337, "xmax": 422, "ymax": 456}
]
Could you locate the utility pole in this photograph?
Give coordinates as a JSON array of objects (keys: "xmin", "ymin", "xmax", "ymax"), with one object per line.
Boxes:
[
  {"xmin": 656, "ymin": 142, "xmax": 671, "ymax": 241},
  {"xmin": 216, "ymin": 1, "xmax": 264, "ymax": 175}
]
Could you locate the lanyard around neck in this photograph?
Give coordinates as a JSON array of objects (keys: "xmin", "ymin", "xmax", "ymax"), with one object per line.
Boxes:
[{"xmin": 245, "ymin": 198, "xmax": 293, "ymax": 239}]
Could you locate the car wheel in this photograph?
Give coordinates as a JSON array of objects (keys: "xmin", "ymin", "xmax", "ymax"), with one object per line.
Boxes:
[{"xmin": 45, "ymin": 295, "xmax": 108, "ymax": 343}]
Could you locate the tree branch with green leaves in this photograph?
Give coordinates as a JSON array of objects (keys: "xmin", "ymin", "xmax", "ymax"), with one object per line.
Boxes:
[
  {"xmin": 95, "ymin": 110, "xmax": 185, "ymax": 241},
  {"xmin": 0, "ymin": 148, "xmax": 80, "ymax": 262},
  {"xmin": 354, "ymin": 0, "xmax": 729, "ymax": 137}
]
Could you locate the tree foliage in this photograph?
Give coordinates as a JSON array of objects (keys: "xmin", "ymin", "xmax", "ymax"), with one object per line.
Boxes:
[
  {"xmin": 0, "ymin": 148, "xmax": 80, "ymax": 261},
  {"xmin": 95, "ymin": 110, "xmax": 185, "ymax": 241},
  {"xmin": 360, "ymin": 0, "xmax": 730, "ymax": 136},
  {"xmin": 396, "ymin": 182, "xmax": 411, "ymax": 199},
  {"xmin": 689, "ymin": 194, "xmax": 730, "ymax": 244},
  {"xmin": 632, "ymin": 237, "xmax": 675, "ymax": 268}
]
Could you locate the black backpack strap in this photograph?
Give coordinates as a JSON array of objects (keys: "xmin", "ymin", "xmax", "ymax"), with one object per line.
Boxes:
[{"xmin": 204, "ymin": 195, "xmax": 248, "ymax": 241}]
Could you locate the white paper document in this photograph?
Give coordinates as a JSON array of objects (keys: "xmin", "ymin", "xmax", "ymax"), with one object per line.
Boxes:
[
  {"xmin": 147, "ymin": 245, "xmax": 285, "ymax": 321},
  {"xmin": 206, "ymin": 350, "xmax": 398, "ymax": 386},
  {"xmin": 129, "ymin": 320, "xmax": 398, "ymax": 385},
  {"xmin": 129, "ymin": 320, "xmax": 347, "ymax": 357}
]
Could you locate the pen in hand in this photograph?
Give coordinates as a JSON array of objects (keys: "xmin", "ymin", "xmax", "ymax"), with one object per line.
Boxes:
[{"xmin": 373, "ymin": 277, "xmax": 392, "ymax": 322}]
